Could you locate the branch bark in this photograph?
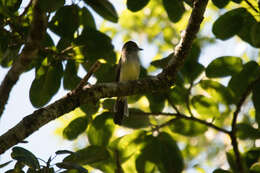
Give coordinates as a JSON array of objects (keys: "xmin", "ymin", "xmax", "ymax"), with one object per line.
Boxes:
[
  {"xmin": 0, "ymin": 0, "xmax": 47, "ymax": 117},
  {"xmin": 0, "ymin": 0, "xmax": 209, "ymax": 154}
]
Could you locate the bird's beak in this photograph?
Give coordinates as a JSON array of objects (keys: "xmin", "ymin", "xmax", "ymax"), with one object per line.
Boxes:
[{"xmin": 138, "ymin": 47, "xmax": 143, "ymax": 51}]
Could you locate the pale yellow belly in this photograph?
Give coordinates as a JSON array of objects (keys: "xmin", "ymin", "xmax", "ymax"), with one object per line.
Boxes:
[{"xmin": 120, "ymin": 61, "xmax": 140, "ymax": 81}]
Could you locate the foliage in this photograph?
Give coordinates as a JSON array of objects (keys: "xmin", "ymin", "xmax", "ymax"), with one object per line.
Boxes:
[{"xmin": 1, "ymin": 0, "xmax": 260, "ymax": 173}]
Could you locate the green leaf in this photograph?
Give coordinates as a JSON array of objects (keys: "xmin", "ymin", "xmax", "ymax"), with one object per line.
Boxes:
[
  {"xmin": 212, "ymin": 0, "xmax": 230, "ymax": 8},
  {"xmin": 80, "ymin": 102, "xmax": 100, "ymax": 116},
  {"xmin": 181, "ymin": 62, "xmax": 204, "ymax": 83},
  {"xmin": 228, "ymin": 61, "xmax": 260, "ymax": 101},
  {"xmin": 83, "ymin": 0, "xmax": 118, "ymax": 23},
  {"xmin": 244, "ymin": 147, "xmax": 260, "ymax": 168},
  {"xmin": 30, "ymin": 62, "xmax": 63, "ymax": 107},
  {"xmin": 63, "ymin": 145, "xmax": 110, "ymax": 165},
  {"xmin": 150, "ymin": 53, "xmax": 172, "ymax": 69},
  {"xmin": 39, "ymin": 0, "xmax": 65, "ymax": 12},
  {"xmin": 55, "ymin": 150, "xmax": 74, "ymax": 155},
  {"xmin": 109, "ymin": 130, "xmax": 146, "ymax": 162},
  {"xmin": 0, "ymin": 161, "xmax": 13, "ymax": 168},
  {"xmin": 63, "ymin": 116, "xmax": 88, "ymax": 140},
  {"xmin": 236, "ymin": 8, "xmax": 257, "ymax": 47},
  {"xmin": 79, "ymin": 7, "xmax": 96, "ymax": 29},
  {"xmin": 146, "ymin": 93, "xmax": 166, "ymax": 113},
  {"xmin": 237, "ymin": 123, "xmax": 260, "ymax": 139},
  {"xmin": 56, "ymin": 162, "xmax": 88, "ymax": 173},
  {"xmin": 231, "ymin": 0, "xmax": 242, "ymax": 3},
  {"xmin": 167, "ymin": 85, "xmax": 188, "ymax": 106},
  {"xmin": 226, "ymin": 151, "xmax": 239, "ymax": 172},
  {"xmin": 127, "ymin": 0, "xmax": 150, "ymax": 12},
  {"xmin": 63, "ymin": 60, "xmax": 81, "ymax": 90},
  {"xmin": 136, "ymin": 132, "xmax": 184, "ymax": 173},
  {"xmin": 205, "ymin": 56, "xmax": 243, "ymax": 78},
  {"xmin": 213, "ymin": 168, "xmax": 232, "ymax": 173},
  {"xmin": 191, "ymin": 95, "xmax": 220, "ymax": 118},
  {"xmin": 11, "ymin": 147, "xmax": 40, "ymax": 169},
  {"xmin": 250, "ymin": 163, "xmax": 260, "ymax": 173},
  {"xmin": 75, "ymin": 27, "xmax": 115, "ymax": 64},
  {"xmin": 169, "ymin": 119, "xmax": 208, "ymax": 136},
  {"xmin": 252, "ymin": 79, "xmax": 260, "ymax": 126},
  {"xmin": 122, "ymin": 108, "xmax": 150, "ymax": 129},
  {"xmin": 212, "ymin": 8, "xmax": 245, "ymax": 40},
  {"xmin": 1, "ymin": 0, "xmax": 22, "ymax": 13},
  {"xmin": 49, "ymin": 5, "xmax": 79, "ymax": 39},
  {"xmin": 251, "ymin": 22, "xmax": 260, "ymax": 48},
  {"xmin": 200, "ymin": 80, "xmax": 235, "ymax": 104},
  {"xmin": 102, "ymin": 98, "xmax": 115, "ymax": 110},
  {"xmin": 87, "ymin": 112, "xmax": 115, "ymax": 146},
  {"xmin": 162, "ymin": 0, "xmax": 185, "ymax": 23}
]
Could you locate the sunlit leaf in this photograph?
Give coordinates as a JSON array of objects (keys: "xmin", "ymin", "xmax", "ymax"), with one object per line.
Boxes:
[
  {"xmin": 11, "ymin": 147, "xmax": 40, "ymax": 169},
  {"xmin": 63, "ymin": 60, "xmax": 81, "ymax": 90},
  {"xmin": 63, "ymin": 116, "xmax": 88, "ymax": 140},
  {"xmin": 205, "ymin": 56, "xmax": 243, "ymax": 78},
  {"xmin": 87, "ymin": 112, "xmax": 115, "ymax": 146},
  {"xmin": 146, "ymin": 93, "xmax": 166, "ymax": 113},
  {"xmin": 167, "ymin": 85, "xmax": 188, "ymax": 106},
  {"xmin": 122, "ymin": 108, "xmax": 150, "ymax": 129},
  {"xmin": 191, "ymin": 95, "xmax": 220, "ymax": 118},
  {"xmin": 244, "ymin": 147, "xmax": 260, "ymax": 168}
]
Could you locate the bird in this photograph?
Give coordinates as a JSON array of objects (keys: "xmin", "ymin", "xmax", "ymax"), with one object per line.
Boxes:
[{"xmin": 114, "ymin": 41, "xmax": 143, "ymax": 125}]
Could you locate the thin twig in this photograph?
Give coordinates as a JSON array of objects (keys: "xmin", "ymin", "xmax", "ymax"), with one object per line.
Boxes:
[
  {"xmin": 244, "ymin": 0, "xmax": 259, "ymax": 13},
  {"xmin": 135, "ymin": 112, "xmax": 230, "ymax": 134},
  {"xmin": 75, "ymin": 61, "xmax": 101, "ymax": 91},
  {"xmin": 186, "ymin": 82, "xmax": 195, "ymax": 117}
]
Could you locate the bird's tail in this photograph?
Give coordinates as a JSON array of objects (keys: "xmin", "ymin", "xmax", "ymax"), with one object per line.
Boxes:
[{"xmin": 114, "ymin": 97, "xmax": 128, "ymax": 125}]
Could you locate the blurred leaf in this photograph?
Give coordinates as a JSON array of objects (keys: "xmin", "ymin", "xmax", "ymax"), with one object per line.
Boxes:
[
  {"xmin": 63, "ymin": 116, "xmax": 88, "ymax": 140},
  {"xmin": 122, "ymin": 108, "xmax": 150, "ymax": 129},
  {"xmin": 169, "ymin": 119, "xmax": 208, "ymax": 136},
  {"xmin": 1, "ymin": 0, "xmax": 22, "ymax": 14},
  {"xmin": 213, "ymin": 8, "xmax": 245, "ymax": 40},
  {"xmin": 109, "ymin": 130, "xmax": 146, "ymax": 162},
  {"xmin": 0, "ymin": 47, "xmax": 19, "ymax": 67},
  {"xmin": 0, "ymin": 160, "xmax": 13, "ymax": 168},
  {"xmin": 251, "ymin": 22, "xmax": 260, "ymax": 48},
  {"xmin": 162, "ymin": 0, "xmax": 185, "ymax": 22},
  {"xmin": 56, "ymin": 162, "xmax": 88, "ymax": 173},
  {"xmin": 87, "ymin": 63, "xmax": 116, "ymax": 82},
  {"xmin": 136, "ymin": 132, "xmax": 184, "ymax": 173},
  {"xmin": 181, "ymin": 62, "xmax": 204, "ymax": 83},
  {"xmin": 83, "ymin": 0, "xmax": 118, "ymax": 23},
  {"xmin": 55, "ymin": 150, "xmax": 74, "ymax": 155},
  {"xmin": 237, "ymin": 123, "xmax": 260, "ymax": 139},
  {"xmin": 250, "ymin": 163, "xmax": 260, "ymax": 173},
  {"xmin": 75, "ymin": 27, "xmax": 115, "ymax": 64},
  {"xmin": 228, "ymin": 61, "xmax": 260, "ymax": 101},
  {"xmin": 80, "ymin": 102, "xmax": 100, "ymax": 116},
  {"xmin": 11, "ymin": 147, "xmax": 40, "ymax": 169},
  {"xmin": 244, "ymin": 147, "xmax": 260, "ymax": 169},
  {"xmin": 200, "ymin": 80, "xmax": 235, "ymax": 104},
  {"xmin": 102, "ymin": 98, "xmax": 115, "ymax": 110},
  {"xmin": 226, "ymin": 151, "xmax": 239, "ymax": 172},
  {"xmin": 30, "ymin": 62, "xmax": 63, "ymax": 107},
  {"xmin": 63, "ymin": 145, "xmax": 110, "ymax": 164},
  {"xmin": 39, "ymin": 0, "xmax": 65, "ymax": 12},
  {"xmin": 49, "ymin": 5, "xmax": 79, "ymax": 39},
  {"xmin": 252, "ymin": 79, "xmax": 260, "ymax": 126},
  {"xmin": 167, "ymin": 85, "xmax": 188, "ymax": 106},
  {"xmin": 79, "ymin": 7, "xmax": 96, "ymax": 29},
  {"xmin": 63, "ymin": 60, "xmax": 81, "ymax": 90},
  {"xmin": 150, "ymin": 53, "xmax": 172, "ymax": 69},
  {"xmin": 87, "ymin": 112, "xmax": 115, "ymax": 146},
  {"xmin": 213, "ymin": 168, "xmax": 232, "ymax": 173},
  {"xmin": 212, "ymin": 0, "xmax": 230, "ymax": 8},
  {"xmin": 191, "ymin": 95, "xmax": 220, "ymax": 118},
  {"xmin": 127, "ymin": 0, "xmax": 150, "ymax": 12},
  {"xmin": 205, "ymin": 56, "xmax": 243, "ymax": 78},
  {"xmin": 231, "ymin": 0, "xmax": 242, "ymax": 3},
  {"xmin": 146, "ymin": 93, "xmax": 166, "ymax": 113},
  {"xmin": 236, "ymin": 8, "xmax": 257, "ymax": 47}
]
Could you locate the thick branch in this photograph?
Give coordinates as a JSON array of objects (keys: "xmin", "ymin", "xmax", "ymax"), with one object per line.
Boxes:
[
  {"xmin": 0, "ymin": 0, "xmax": 209, "ymax": 154},
  {"xmin": 0, "ymin": 0, "xmax": 47, "ymax": 116}
]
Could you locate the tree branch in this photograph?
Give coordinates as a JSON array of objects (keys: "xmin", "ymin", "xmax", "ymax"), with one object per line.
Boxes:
[
  {"xmin": 0, "ymin": 0, "xmax": 209, "ymax": 154},
  {"xmin": 0, "ymin": 0, "xmax": 47, "ymax": 117}
]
